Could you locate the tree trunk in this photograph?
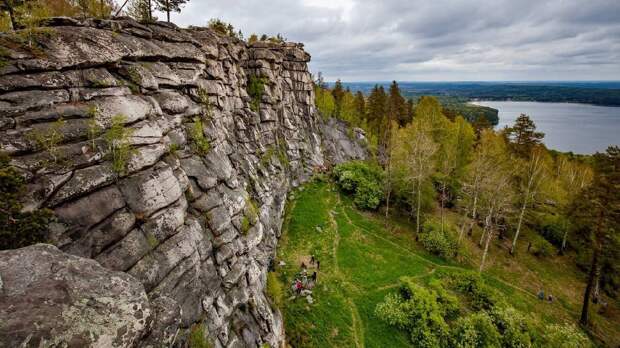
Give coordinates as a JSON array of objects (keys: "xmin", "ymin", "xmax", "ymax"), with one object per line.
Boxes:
[
  {"xmin": 560, "ymin": 219, "xmax": 569, "ymax": 254},
  {"xmin": 440, "ymin": 183, "xmax": 446, "ymax": 234},
  {"xmin": 148, "ymin": 0, "xmax": 153, "ymax": 21},
  {"xmin": 480, "ymin": 225, "xmax": 494, "ymax": 272},
  {"xmin": 511, "ymin": 197, "xmax": 528, "ymax": 255},
  {"xmin": 479, "ymin": 208, "xmax": 493, "ymax": 247},
  {"xmin": 416, "ymin": 177, "xmax": 422, "ymax": 239},
  {"xmin": 5, "ymin": 1, "xmax": 16, "ymax": 30},
  {"xmin": 165, "ymin": 0, "xmax": 170, "ymax": 22},
  {"xmin": 580, "ymin": 242, "xmax": 600, "ymax": 326},
  {"xmin": 581, "ymin": 210, "xmax": 604, "ymax": 326}
]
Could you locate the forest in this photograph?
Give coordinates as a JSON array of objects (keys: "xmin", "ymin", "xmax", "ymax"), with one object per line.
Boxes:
[
  {"xmin": 340, "ymin": 81, "xmax": 620, "ymax": 107},
  {"xmin": 308, "ymin": 79, "xmax": 619, "ymax": 347}
]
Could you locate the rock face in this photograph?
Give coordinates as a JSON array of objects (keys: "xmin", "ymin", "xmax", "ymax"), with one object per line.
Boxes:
[
  {"xmin": 0, "ymin": 244, "xmax": 151, "ymax": 347},
  {"xmin": 0, "ymin": 17, "xmax": 366, "ymax": 347}
]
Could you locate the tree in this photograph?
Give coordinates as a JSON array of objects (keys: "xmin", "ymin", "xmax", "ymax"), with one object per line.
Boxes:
[
  {"xmin": 506, "ymin": 114, "xmax": 544, "ymax": 158},
  {"xmin": 126, "ymin": 0, "xmax": 153, "ymax": 22},
  {"xmin": 0, "ymin": 0, "xmax": 24, "ymax": 30},
  {"xmin": 570, "ymin": 146, "xmax": 619, "ymax": 326},
  {"xmin": 510, "ymin": 146, "xmax": 550, "ymax": 255},
  {"xmin": 353, "ymin": 91, "xmax": 366, "ymax": 121},
  {"xmin": 331, "ymin": 79, "xmax": 345, "ymax": 119},
  {"xmin": 0, "ymin": 153, "xmax": 53, "ymax": 250},
  {"xmin": 392, "ymin": 120, "xmax": 438, "ymax": 237},
  {"xmin": 388, "ymin": 81, "xmax": 408, "ymax": 126},
  {"xmin": 155, "ymin": 0, "xmax": 188, "ymax": 22}
]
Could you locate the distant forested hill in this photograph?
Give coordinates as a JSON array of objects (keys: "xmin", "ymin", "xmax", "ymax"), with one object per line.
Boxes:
[{"xmin": 337, "ymin": 81, "xmax": 620, "ymax": 107}]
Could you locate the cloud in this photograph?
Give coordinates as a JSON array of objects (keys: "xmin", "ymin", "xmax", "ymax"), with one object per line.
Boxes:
[{"xmin": 153, "ymin": 0, "xmax": 620, "ymax": 81}]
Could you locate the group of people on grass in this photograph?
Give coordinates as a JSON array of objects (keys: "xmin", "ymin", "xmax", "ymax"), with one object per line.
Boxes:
[{"xmin": 292, "ymin": 255, "xmax": 320, "ymax": 295}]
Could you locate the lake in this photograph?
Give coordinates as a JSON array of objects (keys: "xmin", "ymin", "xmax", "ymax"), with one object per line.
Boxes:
[{"xmin": 470, "ymin": 101, "xmax": 620, "ymax": 154}]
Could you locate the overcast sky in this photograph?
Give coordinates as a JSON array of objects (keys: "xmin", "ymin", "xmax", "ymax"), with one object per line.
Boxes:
[{"xmin": 153, "ymin": 0, "xmax": 620, "ymax": 82}]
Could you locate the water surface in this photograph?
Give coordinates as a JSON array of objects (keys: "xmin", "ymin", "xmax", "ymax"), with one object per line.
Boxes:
[{"xmin": 470, "ymin": 101, "xmax": 620, "ymax": 154}]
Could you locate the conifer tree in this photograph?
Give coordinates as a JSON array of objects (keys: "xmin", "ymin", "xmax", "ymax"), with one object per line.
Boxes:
[
  {"xmin": 331, "ymin": 79, "xmax": 345, "ymax": 119},
  {"xmin": 155, "ymin": 0, "xmax": 188, "ymax": 22},
  {"xmin": 353, "ymin": 91, "xmax": 366, "ymax": 120},
  {"xmin": 571, "ymin": 146, "xmax": 619, "ymax": 326},
  {"xmin": 507, "ymin": 114, "xmax": 544, "ymax": 158}
]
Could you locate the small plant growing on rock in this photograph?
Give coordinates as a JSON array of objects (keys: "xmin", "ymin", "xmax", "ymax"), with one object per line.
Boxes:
[
  {"xmin": 28, "ymin": 117, "xmax": 66, "ymax": 164},
  {"xmin": 87, "ymin": 105, "xmax": 102, "ymax": 150},
  {"xmin": 189, "ymin": 117, "xmax": 210, "ymax": 156},
  {"xmin": 248, "ymin": 75, "xmax": 266, "ymax": 112},
  {"xmin": 104, "ymin": 114, "xmax": 135, "ymax": 175},
  {"xmin": 188, "ymin": 322, "xmax": 212, "ymax": 348},
  {"xmin": 0, "ymin": 152, "xmax": 53, "ymax": 250},
  {"xmin": 266, "ymin": 271, "xmax": 284, "ymax": 309}
]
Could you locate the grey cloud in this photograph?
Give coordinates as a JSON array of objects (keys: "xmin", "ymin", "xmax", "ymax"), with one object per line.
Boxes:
[{"xmin": 153, "ymin": 0, "xmax": 620, "ymax": 81}]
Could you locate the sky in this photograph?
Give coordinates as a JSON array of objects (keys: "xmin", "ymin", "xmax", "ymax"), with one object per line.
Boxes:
[{"xmin": 152, "ymin": 0, "xmax": 620, "ymax": 82}]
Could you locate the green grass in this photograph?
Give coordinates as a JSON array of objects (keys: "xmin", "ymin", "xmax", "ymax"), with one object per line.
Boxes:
[{"xmin": 275, "ymin": 180, "xmax": 619, "ymax": 347}]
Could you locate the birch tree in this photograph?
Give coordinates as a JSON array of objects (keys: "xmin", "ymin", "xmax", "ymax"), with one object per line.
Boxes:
[
  {"xmin": 510, "ymin": 146, "xmax": 550, "ymax": 255},
  {"xmin": 392, "ymin": 120, "xmax": 438, "ymax": 238}
]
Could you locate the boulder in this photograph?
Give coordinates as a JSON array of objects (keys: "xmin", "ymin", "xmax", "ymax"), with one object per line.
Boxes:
[{"xmin": 0, "ymin": 244, "xmax": 151, "ymax": 347}]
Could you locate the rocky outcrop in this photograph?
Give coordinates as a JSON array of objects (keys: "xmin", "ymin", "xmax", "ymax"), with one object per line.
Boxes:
[
  {"xmin": 0, "ymin": 244, "xmax": 152, "ymax": 347},
  {"xmin": 0, "ymin": 17, "xmax": 366, "ymax": 347}
]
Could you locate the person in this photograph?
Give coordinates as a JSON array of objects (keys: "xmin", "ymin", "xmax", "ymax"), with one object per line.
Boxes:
[
  {"xmin": 295, "ymin": 279, "xmax": 302, "ymax": 295},
  {"xmin": 537, "ymin": 289, "xmax": 545, "ymax": 300},
  {"xmin": 311, "ymin": 271, "xmax": 317, "ymax": 282},
  {"xmin": 301, "ymin": 262, "xmax": 306, "ymax": 270},
  {"xmin": 310, "ymin": 255, "xmax": 315, "ymax": 265},
  {"xmin": 548, "ymin": 294, "xmax": 554, "ymax": 302},
  {"xmin": 316, "ymin": 260, "xmax": 320, "ymax": 270}
]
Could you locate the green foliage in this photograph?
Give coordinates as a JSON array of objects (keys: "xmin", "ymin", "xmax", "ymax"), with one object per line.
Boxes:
[
  {"xmin": 28, "ymin": 118, "xmax": 66, "ymax": 163},
  {"xmin": 208, "ymin": 18, "xmax": 241, "ymax": 38},
  {"xmin": 266, "ymin": 271, "xmax": 284, "ymax": 309},
  {"xmin": 248, "ymin": 75, "xmax": 266, "ymax": 112},
  {"xmin": 315, "ymin": 85, "xmax": 336, "ymax": 119},
  {"xmin": 189, "ymin": 117, "xmax": 210, "ymax": 156},
  {"xmin": 0, "ymin": 153, "xmax": 53, "ymax": 250},
  {"xmin": 542, "ymin": 323, "xmax": 591, "ymax": 348},
  {"xmin": 530, "ymin": 235, "xmax": 555, "ymax": 258},
  {"xmin": 490, "ymin": 306, "xmax": 534, "ymax": 348},
  {"xmin": 447, "ymin": 272, "xmax": 501, "ymax": 311},
  {"xmin": 450, "ymin": 312, "xmax": 501, "ymax": 348},
  {"xmin": 333, "ymin": 161, "xmax": 384, "ymax": 210},
  {"xmin": 104, "ymin": 114, "xmax": 135, "ymax": 175},
  {"xmin": 375, "ymin": 279, "xmax": 449, "ymax": 347},
  {"xmin": 419, "ymin": 220, "xmax": 458, "ymax": 259},
  {"xmin": 260, "ymin": 144, "xmax": 289, "ymax": 169},
  {"xmin": 188, "ymin": 323, "xmax": 212, "ymax": 348}
]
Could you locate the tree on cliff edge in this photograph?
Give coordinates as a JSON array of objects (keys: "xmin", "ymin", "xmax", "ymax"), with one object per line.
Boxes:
[{"xmin": 155, "ymin": 0, "xmax": 188, "ymax": 22}]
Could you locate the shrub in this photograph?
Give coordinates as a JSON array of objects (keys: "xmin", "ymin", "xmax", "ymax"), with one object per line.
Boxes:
[
  {"xmin": 376, "ymin": 278, "xmax": 449, "ymax": 347},
  {"xmin": 419, "ymin": 220, "xmax": 458, "ymax": 259},
  {"xmin": 188, "ymin": 323, "xmax": 212, "ymax": 348},
  {"xmin": 450, "ymin": 312, "xmax": 501, "ymax": 348},
  {"xmin": 189, "ymin": 117, "xmax": 210, "ymax": 156},
  {"xmin": 104, "ymin": 114, "xmax": 135, "ymax": 175},
  {"xmin": 490, "ymin": 306, "xmax": 533, "ymax": 347},
  {"xmin": 266, "ymin": 272, "xmax": 284, "ymax": 309},
  {"xmin": 248, "ymin": 75, "xmax": 266, "ymax": 112},
  {"xmin": 543, "ymin": 323, "xmax": 591, "ymax": 348},
  {"xmin": 448, "ymin": 272, "xmax": 501, "ymax": 311},
  {"xmin": 208, "ymin": 18, "xmax": 241, "ymax": 39},
  {"xmin": 530, "ymin": 235, "xmax": 555, "ymax": 258},
  {"xmin": 333, "ymin": 161, "xmax": 384, "ymax": 210},
  {"xmin": 28, "ymin": 117, "xmax": 66, "ymax": 163},
  {"xmin": 0, "ymin": 153, "xmax": 53, "ymax": 250}
]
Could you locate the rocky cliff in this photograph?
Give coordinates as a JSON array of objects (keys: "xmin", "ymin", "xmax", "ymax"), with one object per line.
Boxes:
[{"xmin": 0, "ymin": 17, "xmax": 366, "ymax": 347}]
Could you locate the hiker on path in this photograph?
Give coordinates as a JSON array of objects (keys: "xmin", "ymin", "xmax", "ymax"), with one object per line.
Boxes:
[
  {"xmin": 548, "ymin": 294, "xmax": 554, "ymax": 302},
  {"xmin": 537, "ymin": 290, "xmax": 545, "ymax": 300},
  {"xmin": 310, "ymin": 255, "xmax": 315, "ymax": 265},
  {"xmin": 316, "ymin": 260, "xmax": 320, "ymax": 270},
  {"xmin": 295, "ymin": 279, "xmax": 303, "ymax": 295},
  {"xmin": 311, "ymin": 271, "xmax": 317, "ymax": 282}
]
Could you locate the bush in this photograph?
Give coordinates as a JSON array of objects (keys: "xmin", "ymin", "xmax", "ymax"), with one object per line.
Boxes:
[
  {"xmin": 376, "ymin": 278, "xmax": 449, "ymax": 347},
  {"xmin": 490, "ymin": 306, "xmax": 533, "ymax": 347},
  {"xmin": 104, "ymin": 114, "xmax": 135, "ymax": 175},
  {"xmin": 419, "ymin": 220, "xmax": 458, "ymax": 259},
  {"xmin": 248, "ymin": 75, "xmax": 266, "ymax": 112},
  {"xmin": 448, "ymin": 272, "xmax": 501, "ymax": 311},
  {"xmin": 266, "ymin": 272, "xmax": 284, "ymax": 309},
  {"xmin": 530, "ymin": 235, "xmax": 555, "ymax": 258},
  {"xmin": 451, "ymin": 312, "xmax": 501, "ymax": 348},
  {"xmin": 188, "ymin": 323, "xmax": 212, "ymax": 348},
  {"xmin": 534, "ymin": 213, "xmax": 568, "ymax": 247},
  {"xmin": 333, "ymin": 161, "xmax": 384, "ymax": 210},
  {"xmin": 543, "ymin": 323, "xmax": 591, "ymax": 348},
  {"xmin": 189, "ymin": 117, "xmax": 211, "ymax": 156},
  {"xmin": 0, "ymin": 153, "xmax": 53, "ymax": 250}
]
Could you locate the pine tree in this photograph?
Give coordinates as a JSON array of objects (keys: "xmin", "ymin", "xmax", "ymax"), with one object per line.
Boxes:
[
  {"xmin": 331, "ymin": 79, "xmax": 345, "ymax": 119},
  {"xmin": 353, "ymin": 91, "xmax": 365, "ymax": 120},
  {"xmin": 507, "ymin": 114, "xmax": 544, "ymax": 158},
  {"xmin": 387, "ymin": 81, "xmax": 408, "ymax": 126},
  {"xmin": 155, "ymin": 0, "xmax": 188, "ymax": 22},
  {"xmin": 571, "ymin": 146, "xmax": 619, "ymax": 326}
]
